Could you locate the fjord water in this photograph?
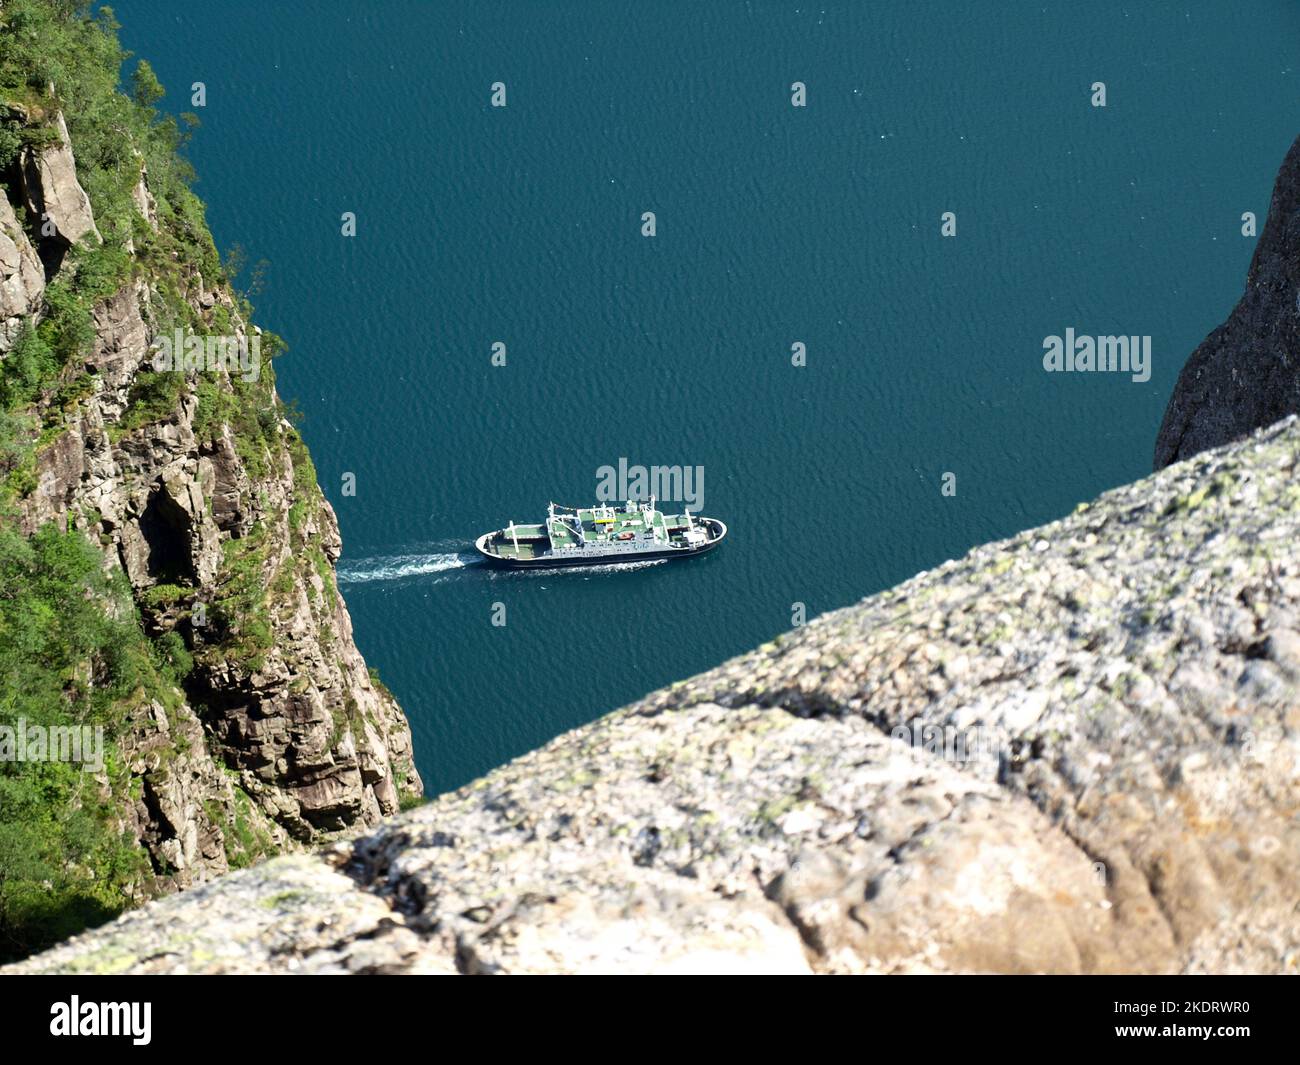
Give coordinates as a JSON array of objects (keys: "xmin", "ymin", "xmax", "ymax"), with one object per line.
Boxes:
[{"xmin": 114, "ymin": 1, "xmax": 1300, "ymax": 796}]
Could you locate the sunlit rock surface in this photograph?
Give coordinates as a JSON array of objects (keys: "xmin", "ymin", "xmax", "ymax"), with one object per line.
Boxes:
[{"xmin": 12, "ymin": 417, "xmax": 1299, "ymax": 975}]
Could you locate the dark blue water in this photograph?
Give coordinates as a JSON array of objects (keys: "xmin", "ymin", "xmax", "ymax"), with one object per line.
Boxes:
[{"xmin": 113, "ymin": 1, "xmax": 1300, "ymax": 795}]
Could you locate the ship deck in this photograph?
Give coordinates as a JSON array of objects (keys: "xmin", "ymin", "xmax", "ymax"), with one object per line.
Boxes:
[{"xmin": 487, "ymin": 507, "xmax": 691, "ymax": 559}]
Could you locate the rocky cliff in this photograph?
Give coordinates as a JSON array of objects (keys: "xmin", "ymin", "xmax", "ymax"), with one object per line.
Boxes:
[
  {"xmin": 11, "ymin": 415, "xmax": 1298, "ymax": 975},
  {"xmin": 0, "ymin": 7, "xmax": 420, "ymax": 953},
  {"xmin": 1154, "ymin": 134, "xmax": 1300, "ymax": 468}
]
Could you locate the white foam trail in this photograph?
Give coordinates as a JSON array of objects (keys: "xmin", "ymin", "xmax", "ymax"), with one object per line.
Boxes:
[
  {"xmin": 338, "ymin": 549, "xmax": 670, "ymax": 585},
  {"xmin": 492, "ymin": 557, "xmax": 669, "ymax": 578},
  {"xmin": 337, "ymin": 551, "xmax": 475, "ymax": 584}
]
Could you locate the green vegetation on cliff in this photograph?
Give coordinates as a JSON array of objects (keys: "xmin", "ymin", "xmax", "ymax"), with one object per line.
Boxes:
[
  {"xmin": 0, "ymin": 521, "xmax": 188, "ymax": 961},
  {"xmin": 0, "ymin": 1, "xmax": 419, "ymax": 964},
  {"xmin": 1, "ymin": 2, "xmax": 213, "ymax": 267},
  {"xmin": 0, "ymin": 1, "xmax": 283, "ymax": 426},
  {"xmin": 0, "ymin": 1, "xmax": 296, "ymax": 958}
]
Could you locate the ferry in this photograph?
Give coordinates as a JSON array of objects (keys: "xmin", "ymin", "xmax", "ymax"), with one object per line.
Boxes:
[{"xmin": 474, "ymin": 498, "xmax": 726, "ymax": 569}]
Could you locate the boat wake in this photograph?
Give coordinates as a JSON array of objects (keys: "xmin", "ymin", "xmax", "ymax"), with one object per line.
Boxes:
[
  {"xmin": 336, "ymin": 547, "xmax": 671, "ymax": 586},
  {"xmin": 490, "ymin": 557, "xmax": 670, "ymax": 579},
  {"xmin": 336, "ymin": 550, "xmax": 477, "ymax": 584}
]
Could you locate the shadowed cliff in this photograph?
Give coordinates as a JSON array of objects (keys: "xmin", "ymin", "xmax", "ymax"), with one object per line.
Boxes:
[{"xmin": 1154, "ymin": 134, "xmax": 1300, "ymax": 468}]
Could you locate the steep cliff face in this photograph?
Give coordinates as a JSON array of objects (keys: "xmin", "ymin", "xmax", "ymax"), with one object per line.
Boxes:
[
  {"xmin": 12, "ymin": 416, "xmax": 1298, "ymax": 975},
  {"xmin": 1154, "ymin": 134, "xmax": 1300, "ymax": 468},
  {"xmin": 0, "ymin": 8, "xmax": 420, "ymax": 951}
]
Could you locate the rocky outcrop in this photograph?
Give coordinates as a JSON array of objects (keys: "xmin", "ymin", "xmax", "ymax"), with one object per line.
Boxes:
[
  {"xmin": 130, "ymin": 153, "xmax": 157, "ymax": 233},
  {"xmin": 0, "ymin": 191, "xmax": 43, "ymax": 348},
  {"xmin": 116, "ymin": 692, "xmax": 288, "ymax": 895},
  {"xmin": 2, "ymin": 101, "xmax": 421, "ymax": 892},
  {"xmin": 1154, "ymin": 134, "xmax": 1300, "ymax": 468},
  {"xmin": 17, "ymin": 109, "xmax": 100, "ymax": 270},
  {"xmin": 13, "ymin": 417, "xmax": 1299, "ymax": 975}
]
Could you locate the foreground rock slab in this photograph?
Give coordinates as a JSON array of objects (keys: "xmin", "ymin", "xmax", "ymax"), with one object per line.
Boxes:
[{"xmin": 11, "ymin": 418, "xmax": 1300, "ymax": 974}]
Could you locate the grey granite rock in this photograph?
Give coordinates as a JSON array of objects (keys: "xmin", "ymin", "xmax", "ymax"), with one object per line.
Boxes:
[
  {"xmin": 0, "ymin": 191, "xmax": 44, "ymax": 349},
  {"xmin": 13, "ymin": 417, "xmax": 1299, "ymax": 975},
  {"xmin": 18, "ymin": 110, "xmax": 100, "ymax": 251}
]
